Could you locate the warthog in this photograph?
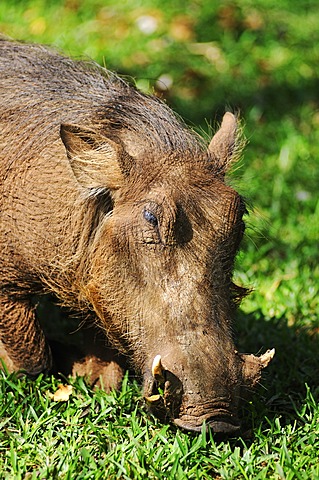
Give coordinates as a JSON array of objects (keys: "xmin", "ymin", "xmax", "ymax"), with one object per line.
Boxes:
[{"xmin": 0, "ymin": 39, "xmax": 274, "ymax": 434}]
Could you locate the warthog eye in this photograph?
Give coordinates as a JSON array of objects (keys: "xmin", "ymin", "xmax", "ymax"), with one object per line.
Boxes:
[{"xmin": 143, "ymin": 209, "xmax": 159, "ymax": 227}]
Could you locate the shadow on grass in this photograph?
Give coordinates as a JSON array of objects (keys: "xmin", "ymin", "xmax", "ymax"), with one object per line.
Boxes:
[
  {"xmin": 236, "ymin": 309, "xmax": 319, "ymax": 434},
  {"xmin": 157, "ymin": 69, "xmax": 319, "ymax": 129}
]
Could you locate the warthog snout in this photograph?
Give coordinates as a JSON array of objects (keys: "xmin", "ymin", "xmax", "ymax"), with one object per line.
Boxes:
[{"xmin": 144, "ymin": 350, "xmax": 275, "ymax": 434}]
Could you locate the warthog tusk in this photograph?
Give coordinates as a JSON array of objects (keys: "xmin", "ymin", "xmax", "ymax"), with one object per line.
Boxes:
[
  {"xmin": 240, "ymin": 347, "xmax": 275, "ymax": 387},
  {"xmin": 144, "ymin": 394, "xmax": 161, "ymax": 404},
  {"xmin": 259, "ymin": 348, "xmax": 275, "ymax": 368},
  {"xmin": 152, "ymin": 354, "xmax": 164, "ymax": 381}
]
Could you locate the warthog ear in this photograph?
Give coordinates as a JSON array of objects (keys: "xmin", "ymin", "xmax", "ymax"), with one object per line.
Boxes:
[
  {"xmin": 60, "ymin": 124, "xmax": 127, "ymax": 191},
  {"xmin": 208, "ymin": 112, "xmax": 240, "ymax": 174}
]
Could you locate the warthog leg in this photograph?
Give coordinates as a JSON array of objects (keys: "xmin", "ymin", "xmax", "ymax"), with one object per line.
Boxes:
[
  {"xmin": 51, "ymin": 325, "xmax": 127, "ymax": 391},
  {"xmin": 0, "ymin": 294, "xmax": 52, "ymax": 376}
]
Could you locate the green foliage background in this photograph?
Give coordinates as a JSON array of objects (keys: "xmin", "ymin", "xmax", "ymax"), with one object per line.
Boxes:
[{"xmin": 0, "ymin": 1, "xmax": 318, "ymax": 478}]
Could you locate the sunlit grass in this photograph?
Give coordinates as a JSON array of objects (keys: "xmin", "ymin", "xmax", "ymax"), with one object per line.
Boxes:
[{"xmin": 1, "ymin": 372, "xmax": 318, "ymax": 479}]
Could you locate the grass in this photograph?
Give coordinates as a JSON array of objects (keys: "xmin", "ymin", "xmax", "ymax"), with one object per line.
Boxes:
[
  {"xmin": 0, "ymin": 0, "xmax": 318, "ymax": 478},
  {"xmin": 1, "ymin": 372, "xmax": 318, "ymax": 479}
]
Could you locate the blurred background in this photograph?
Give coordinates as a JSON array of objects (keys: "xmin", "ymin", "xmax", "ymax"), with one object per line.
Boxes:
[{"xmin": 0, "ymin": 0, "xmax": 318, "ymax": 401}]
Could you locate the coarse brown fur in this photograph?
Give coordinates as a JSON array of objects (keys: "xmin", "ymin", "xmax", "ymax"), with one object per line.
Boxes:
[{"xmin": 0, "ymin": 39, "xmax": 272, "ymax": 433}]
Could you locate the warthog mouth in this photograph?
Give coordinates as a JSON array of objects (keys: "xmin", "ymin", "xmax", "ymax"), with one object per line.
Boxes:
[{"xmin": 173, "ymin": 416, "xmax": 241, "ymax": 434}]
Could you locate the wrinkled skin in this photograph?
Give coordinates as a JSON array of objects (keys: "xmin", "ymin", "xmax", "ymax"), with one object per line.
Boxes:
[{"xmin": 0, "ymin": 39, "xmax": 274, "ymax": 434}]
